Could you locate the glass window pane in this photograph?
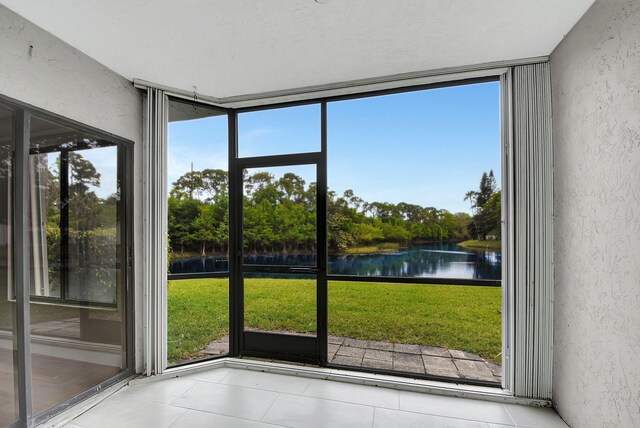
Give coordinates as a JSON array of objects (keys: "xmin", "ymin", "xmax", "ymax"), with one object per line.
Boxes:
[
  {"xmin": 327, "ymin": 279, "xmax": 501, "ymax": 381},
  {"xmin": 327, "ymin": 83, "xmax": 502, "ymax": 279},
  {"xmin": 244, "ymin": 273, "xmax": 317, "ymax": 336},
  {"xmin": 238, "ymin": 104, "xmax": 320, "ymax": 157},
  {"xmin": 167, "ymin": 278, "xmax": 229, "ymax": 363},
  {"xmin": 28, "ymin": 115, "xmax": 128, "ymax": 415},
  {"xmin": 167, "ymin": 99, "xmax": 229, "ymax": 365},
  {"xmin": 243, "ymin": 165, "xmax": 317, "ymax": 267},
  {"xmin": 241, "ymin": 164, "xmax": 318, "ymax": 337},
  {"xmin": 326, "ymin": 82, "xmax": 502, "ymax": 381},
  {"xmin": 0, "ymin": 105, "xmax": 19, "ymax": 426},
  {"xmin": 66, "ymin": 146, "xmax": 119, "ymax": 304}
]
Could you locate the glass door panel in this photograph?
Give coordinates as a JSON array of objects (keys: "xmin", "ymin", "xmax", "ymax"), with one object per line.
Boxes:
[
  {"xmin": 0, "ymin": 105, "xmax": 19, "ymax": 426},
  {"xmin": 244, "ymin": 272, "xmax": 317, "ymax": 336},
  {"xmin": 241, "ymin": 164, "xmax": 320, "ymax": 360},
  {"xmin": 166, "ymin": 99, "xmax": 230, "ymax": 365},
  {"xmin": 28, "ymin": 115, "xmax": 129, "ymax": 415}
]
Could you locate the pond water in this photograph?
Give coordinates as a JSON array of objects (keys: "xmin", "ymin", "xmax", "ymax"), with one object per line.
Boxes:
[{"xmin": 170, "ymin": 242, "xmax": 501, "ymax": 280}]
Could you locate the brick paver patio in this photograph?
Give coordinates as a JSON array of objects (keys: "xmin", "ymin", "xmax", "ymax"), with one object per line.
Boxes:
[{"xmin": 203, "ymin": 335, "xmax": 501, "ymax": 383}]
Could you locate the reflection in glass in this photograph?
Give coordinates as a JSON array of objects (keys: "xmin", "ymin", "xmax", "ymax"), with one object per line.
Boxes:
[
  {"xmin": 238, "ymin": 104, "xmax": 321, "ymax": 157},
  {"xmin": 28, "ymin": 115, "xmax": 127, "ymax": 415},
  {"xmin": 66, "ymin": 146, "xmax": 119, "ymax": 303},
  {"xmin": 0, "ymin": 105, "xmax": 18, "ymax": 426},
  {"xmin": 167, "ymin": 99, "xmax": 229, "ymax": 365}
]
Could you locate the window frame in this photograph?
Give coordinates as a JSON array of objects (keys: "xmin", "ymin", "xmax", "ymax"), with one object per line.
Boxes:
[{"xmin": 150, "ymin": 71, "xmax": 513, "ymax": 390}]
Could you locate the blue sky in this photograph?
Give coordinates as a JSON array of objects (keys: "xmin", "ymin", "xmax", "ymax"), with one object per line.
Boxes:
[{"xmin": 168, "ymin": 81, "xmax": 501, "ymax": 214}]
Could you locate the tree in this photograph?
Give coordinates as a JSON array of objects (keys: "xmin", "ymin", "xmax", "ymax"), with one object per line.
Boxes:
[
  {"xmin": 466, "ymin": 171, "xmax": 500, "ymax": 240},
  {"xmin": 476, "ymin": 190, "xmax": 501, "ymax": 238},
  {"xmin": 475, "ymin": 170, "xmax": 496, "ymax": 209},
  {"xmin": 464, "ymin": 191, "xmax": 477, "ymax": 215},
  {"xmin": 172, "ymin": 171, "xmax": 204, "ymax": 199}
]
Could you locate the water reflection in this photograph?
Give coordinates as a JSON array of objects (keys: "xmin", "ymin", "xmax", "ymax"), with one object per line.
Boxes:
[
  {"xmin": 171, "ymin": 243, "xmax": 501, "ymax": 280},
  {"xmin": 328, "ymin": 243, "xmax": 500, "ymax": 280}
]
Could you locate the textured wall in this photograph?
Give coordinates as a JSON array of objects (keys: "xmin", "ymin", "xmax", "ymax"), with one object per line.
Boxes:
[
  {"xmin": 550, "ymin": 1, "xmax": 640, "ymax": 427},
  {"xmin": 0, "ymin": 5, "xmax": 145, "ymax": 372}
]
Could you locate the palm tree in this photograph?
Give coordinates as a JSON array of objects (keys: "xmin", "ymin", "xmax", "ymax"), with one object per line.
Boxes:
[{"xmin": 464, "ymin": 190, "xmax": 477, "ymax": 216}]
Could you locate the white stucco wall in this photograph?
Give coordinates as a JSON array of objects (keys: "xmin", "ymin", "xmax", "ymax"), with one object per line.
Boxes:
[
  {"xmin": 0, "ymin": 5, "xmax": 145, "ymax": 373},
  {"xmin": 550, "ymin": 1, "xmax": 640, "ymax": 427}
]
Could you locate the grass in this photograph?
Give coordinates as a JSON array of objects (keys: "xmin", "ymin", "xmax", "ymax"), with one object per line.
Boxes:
[
  {"xmin": 343, "ymin": 242, "xmax": 400, "ymax": 255},
  {"xmin": 168, "ymin": 278, "xmax": 502, "ymax": 365},
  {"xmin": 458, "ymin": 240, "xmax": 502, "ymax": 250}
]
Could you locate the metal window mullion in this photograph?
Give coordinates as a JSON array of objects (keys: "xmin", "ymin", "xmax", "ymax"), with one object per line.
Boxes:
[
  {"xmin": 14, "ymin": 109, "xmax": 33, "ymax": 426},
  {"xmin": 227, "ymin": 110, "xmax": 239, "ymax": 356},
  {"xmin": 60, "ymin": 149, "xmax": 69, "ymax": 302},
  {"xmin": 500, "ymin": 68, "xmax": 515, "ymax": 393},
  {"xmin": 143, "ymin": 89, "xmax": 152, "ymax": 376},
  {"xmin": 317, "ymin": 102, "xmax": 328, "ymax": 365},
  {"xmin": 228, "ymin": 110, "xmax": 243, "ymax": 356},
  {"xmin": 158, "ymin": 92, "xmax": 169, "ymax": 373}
]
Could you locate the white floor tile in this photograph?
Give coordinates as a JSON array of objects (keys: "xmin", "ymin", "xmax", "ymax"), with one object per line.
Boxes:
[
  {"xmin": 263, "ymin": 394, "xmax": 374, "ymax": 428},
  {"xmin": 178, "ymin": 367, "xmax": 234, "ymax": 383},
  {"xmin": 73, "ymin": 398, "xmax": 186, "ymax": 428},
  {"xmin": 374, "ymin": 407, "xmax": 491, "ymax": 428},
  {"xmin": 110, "ymin": 377, "xmax": 196, "ymax": 404},
  {"xmin": 65, "ymin": 368, "xmax": 569, "ymax": 428},
  {"xmin": 398, "ymin": 392, "xmax": 515, "ymax": 425},
  {"xmin": 169, "ymin": 409, "xmax": 284, "ymax": 428},
  {"xmin": 503, "ymin": 404, "xmax": 569, "ymax": 428},
  {"xmin": 170, "ymin": 381, "xmax": 279, "ymax": 421},
  {"xmin": 303, "ymin": 378, "xmax": 400, "ymax": 409},
  {"xmin": 221, "ymin": 369, "xmax": 310, "ymax": 394}
]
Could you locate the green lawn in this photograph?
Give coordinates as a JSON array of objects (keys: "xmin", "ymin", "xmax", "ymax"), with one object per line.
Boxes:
[
  {"xmin": 168, "ymin": 278, "xmax": 502, "ymax": 364},
  {"xmin": 458, "ymin": 240, "xmax": 502, "ymax": 250}
]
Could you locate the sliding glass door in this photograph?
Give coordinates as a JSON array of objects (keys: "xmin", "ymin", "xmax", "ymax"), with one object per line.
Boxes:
[
  {"xmin": 0, "ymin": 96, "xmax": 133, "ymax": 426},
  {"xmin": 0, "ymin": 105, "xmax": 19, "ymax": 427}
]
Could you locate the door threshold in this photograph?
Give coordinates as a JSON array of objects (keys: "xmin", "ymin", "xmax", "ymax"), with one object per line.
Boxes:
[{"xmin": 158, "ymin": 357, "xmax": 550, "ymax": 407}]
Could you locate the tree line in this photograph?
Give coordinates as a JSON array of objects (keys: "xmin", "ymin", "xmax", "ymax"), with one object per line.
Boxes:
[{"xmin": 168, "ymin": 168, "xmax": 501, "ymax": 258}]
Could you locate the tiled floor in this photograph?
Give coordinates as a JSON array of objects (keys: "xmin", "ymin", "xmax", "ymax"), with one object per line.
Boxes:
[
  {"xmin": 64, "ymin": 366, "xmax": 568, "ymax": 428},
  {"xmin": 203, "ymin": 335, "xmax": 501, "ymax": 383},
  {"xmin": 0, "ymin": 348, "xmax": 121, "ymax": 425}
]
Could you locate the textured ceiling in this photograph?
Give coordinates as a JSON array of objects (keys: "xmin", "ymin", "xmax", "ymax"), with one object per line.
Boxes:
[{"xmin": 2, "ymin": 0, "xmax": 594, "ymax": 98}]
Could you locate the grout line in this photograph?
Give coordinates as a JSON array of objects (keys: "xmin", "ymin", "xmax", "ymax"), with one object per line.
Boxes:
[
  {"xmin": 216, "ymin": 370, "xmax": 311, "ymax": 396},
  {"xmin": 374, "ymin": 404, "xmax": 517, "ymax": 427},
  {"xmin": 166, "ymin": 379, "xmax": 202, "ymax": 406},
  {"xmin": 259, "ymin": 392, "xmax": 281, "ymax": 422},
  {"xmin": 164, "ymin": 407, "xmax": 190, "ymax": 428},
  {"xmin": 371, "ymin": 406, "xmax": 377, "ymax": 428},
  {"xmin": 502, "ymin": 405, "xmax": 518, "ymax": 426}
]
